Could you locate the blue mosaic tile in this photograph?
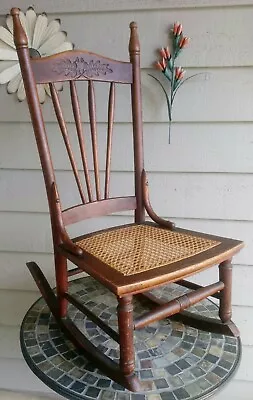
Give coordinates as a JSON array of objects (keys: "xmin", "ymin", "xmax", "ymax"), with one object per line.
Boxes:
[
  {"xmin": 173, "ymin": 388, "xmax": 190, "ymax": 399},
  {"xmin": 70, "ymin": 381, "xmax": 86, "ymax": 394},
  {"xmin": 160, "ymin": 392, "xmax": 176, "ymax": 400},
  {"xmin": 20, "ymin": 277, "xmax": 241, "ymax": 400},
  {"xmin": 86, "ymin": 387, "xmax": 101, "ymax": 398},
  {"xmin": 58, "ymin": 375, "xmax": 74, "ymax": 387}
]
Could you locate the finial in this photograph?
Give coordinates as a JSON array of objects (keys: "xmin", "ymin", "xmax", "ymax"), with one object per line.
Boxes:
[
  {"xmin": 130, "ymin": 21, "xmax": 138, "ymax": 29},
  {"xmin": 129, "ymin": 21, "xmax": 140, "ymax": 55},
  {"xmin": 10, "ymin": 7, "xmax": 20, "ymax": 15},
  {"xmin": 11, "ymin": 7, "xmax": 28, "ymax": 48}
]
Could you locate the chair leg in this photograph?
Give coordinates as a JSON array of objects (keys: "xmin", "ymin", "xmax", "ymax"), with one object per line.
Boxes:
[
  {"xmin": 55, "ymin": 252, "xmax": 68, "ymax": 318},
  {"xmin": 219, "ymin": 259, "xmax": 232, "ymax": 324},
  {"xmin": 117, "ymin": 296, "xmax": 151, "ymax": 391},
  {"xmin": 117, "ymin": 295, "xmax": 135, "ymax": 377}
]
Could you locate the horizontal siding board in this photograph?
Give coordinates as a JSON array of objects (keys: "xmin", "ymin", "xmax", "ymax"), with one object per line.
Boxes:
[
  {"xmin": 0, "ymin": 290, "xmax": 39, "ymax": 326},
  {"xmin": 0, "ymin": 358, "xmax": 56, "ymax": 394},
  {"xmin": 1, "ymin": 1, "xmax": 253, "ymax": 14},
  {"xmin": 0, "ymin": 212, "xmax": 132, "ymax": 254},
  {"xmin": 2, "ymin": 7, "xmax": 253, "ymax": 67},
  {"xmin": 175, "ymin": 217, "xmax": 247, "ymax": 264},
  {"xmin": 0, "ymin": 326, "xmax": 22, "ymax": 359},
  {"xmin": 190, "ymin": 265, "xmax": 253, "ymax": 308},
  {"xmin": 0, "ymin": 169, "xmax": 252, "ymax": 222},
  {"xmin": 0, "ymin": 252, "xmax": 55, "ymax": 292},
  {"xmin": 215, "ymin": 380, "xmax": 253, "ymax": 400},
  {"xmin": 0, "ymin": 212, "xmax": 249, "ymax": 263},
  {"xmin": 142, "ymin": 68, "xmax": 253, "ymax": 122},
  {"xmin": 233, "ymin": 306, "xmax": 253, "ymax": 346},
  {"xmin": 0, "ymin": 252, "xmax": 85, "ymax": 291},
  {"xmin": 234, "ymin": 344, "xmax": 253, "ymax": 381},
  {"xmin": 57, "ymin": 8, "xmax": 253, "ymax": 68},
  {"xmin": 1, "ymin": 122, "xmax": 253, "ymax": 174},
  {"xmin": 0, "ymin": 68, "xmax": 253, "ymax": 123},
  {"xmin": 0, "ymin": 250, "xmax": 251, "ymax": 307}
]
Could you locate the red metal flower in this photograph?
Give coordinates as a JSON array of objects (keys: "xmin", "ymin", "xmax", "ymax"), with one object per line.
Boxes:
[
  {"xmin": 160, "ymin": 47, "xmax": 167, "ymax": 58},
  {"xmin": 160, "ymin": 47, "xmax": 171, "ymax": 60},
  {"xmin": 179, "ymin": 36, "xmax": 190, "ymax": 49},
  {"xmin": 155, "ymin": 61, "xmax": 164, "ymax": 71},
  {"xmin": 173, "ymin": 22, "xmax": 182, "ymax": 36},
  {"xmin": 165, "ymin": 46, "xmax": 171, "ymax": 59},
  {"xmin": 161, "ymin": 57, "xmax": 167, "ymax": 70},
  {"xmin": 175, "ymin": 66, "xmax": 185, "ymax": 80}
]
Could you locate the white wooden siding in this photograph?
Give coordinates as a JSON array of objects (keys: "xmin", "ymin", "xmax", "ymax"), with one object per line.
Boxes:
[
  {"xmin": 0, "ymin": 69, "xmax": 253, "ymax": 122},
  {"xmin": 2, "ymin": 0, "xmax": 253, "ymax": 15},
  {"xmin": 0, "ymin": 2, "xmax": 252, "ymax": 398}
]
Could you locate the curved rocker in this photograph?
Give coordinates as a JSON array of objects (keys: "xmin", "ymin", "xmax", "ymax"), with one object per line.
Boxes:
[
  {"xmin": 27, "ymin": 261, "xmax": 151, "ymax": 392},
  {"xmin": 139, "ymin": 290, "xmax": 239, "ymax": 338}
]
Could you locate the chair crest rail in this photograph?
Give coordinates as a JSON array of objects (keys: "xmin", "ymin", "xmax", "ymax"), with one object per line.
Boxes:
[{"xmin": 31, "ymin": 50, "xmax": 133, "ymax": 84}]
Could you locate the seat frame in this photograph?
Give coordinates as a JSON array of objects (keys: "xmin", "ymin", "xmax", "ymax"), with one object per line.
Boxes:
[{"xmin": 11, "ymin": 8, "xmax": 243, "ymax": 392}]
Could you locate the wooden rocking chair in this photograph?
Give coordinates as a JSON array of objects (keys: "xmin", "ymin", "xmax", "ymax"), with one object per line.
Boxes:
[{"xmin": 11, "ymin": 8, "xmax": 243, "ymax": 392}]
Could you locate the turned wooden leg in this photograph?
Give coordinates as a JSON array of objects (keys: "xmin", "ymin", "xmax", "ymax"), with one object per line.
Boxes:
[
  {"xmin": 117, "ymin": 295, "xmax": 135, "ymax": 377},
  {"xmin": 55, "ymin": 252, "xmax": 68, "ymax": 318},
  {"xmin": 219, "ymin": 259, "xmax": 232, "ymax": 324},
  {"xmin": 117, "ymin": 296, "xmax": 153, "ymax": 391}
]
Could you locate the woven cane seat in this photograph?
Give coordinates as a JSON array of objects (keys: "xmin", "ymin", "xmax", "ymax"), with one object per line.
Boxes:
[{"xmin": 76, "ymin": 224, "xmax": 220, "ymax": 276}]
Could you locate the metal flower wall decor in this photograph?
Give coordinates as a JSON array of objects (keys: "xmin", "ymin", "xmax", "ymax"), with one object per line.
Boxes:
[
  {"xmin": 0, "ymin": 7, "xmax": 73, "ymax": 103},
  {"xmin": 151, "ymin": 22, "xmax": 198, "ymax": 143}
]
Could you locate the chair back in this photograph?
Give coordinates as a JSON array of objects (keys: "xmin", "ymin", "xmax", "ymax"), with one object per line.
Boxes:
[{"xmin": 11, "ymin": 9, "xmax": 145, "ymax": 246}]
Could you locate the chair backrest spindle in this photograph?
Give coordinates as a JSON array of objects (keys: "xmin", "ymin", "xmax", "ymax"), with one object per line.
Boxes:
[
  {"xmin": 50, "ymin": 82, "xmax": 86, "ymax": 204},
  {"xmin": 88, "ymin": 80, "xmax": 101, "ymax": 201},
  {"xmin": 105, "ymin": 82, "xmax": 115, "ymax": 199},
  {"xmin": 69, "ymin": 81, "xmax": 93, "ymax": 202}
]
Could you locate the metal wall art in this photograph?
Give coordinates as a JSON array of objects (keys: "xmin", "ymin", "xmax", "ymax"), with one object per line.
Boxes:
[
  {"xmin": 151, "ymin": 22, "xmax": 197, "ymax": 143},
  {"xmin": 0, "ymin": 7, "xmax": 73, "ymax": 103}
]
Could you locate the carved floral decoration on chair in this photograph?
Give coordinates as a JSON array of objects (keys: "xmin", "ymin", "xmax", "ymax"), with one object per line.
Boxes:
[
  {"xmin": 0, "ymin": 7, "xmax": 73, "ymax": 103},
  {"xmin": 151, "ymin": 22, "xmax": 198, "ymax": 143},
  {"xmin": 53, "ymin": 58, "xmax": 113, "ymax": 79}
]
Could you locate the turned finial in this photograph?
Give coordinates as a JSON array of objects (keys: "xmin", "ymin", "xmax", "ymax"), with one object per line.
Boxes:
[
  {"xmin": 11, "ymin": 7, "xmax": 28, "ymax": 48},
  {"xmin": 129, "ymin": 21, "xmax": 140, "ymax": 55}
]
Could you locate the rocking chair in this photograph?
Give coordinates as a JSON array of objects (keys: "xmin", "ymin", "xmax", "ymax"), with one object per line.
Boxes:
[{"xmin": 11, "ymin": 8, "xmax": 243, "ymax": 392}]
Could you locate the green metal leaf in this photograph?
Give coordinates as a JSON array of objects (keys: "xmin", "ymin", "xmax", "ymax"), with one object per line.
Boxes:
[{"xmin": 148, "ymin": 74, "xmax": 172, "ymax": 121}]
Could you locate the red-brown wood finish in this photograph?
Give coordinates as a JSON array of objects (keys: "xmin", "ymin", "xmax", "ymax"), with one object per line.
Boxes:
[
  {"xmin": 134, "ymin": 281, "xmax": 224, "ymax": 330},
  {"xmin": 117, "ymin": 296, "xmax": 135, "ymax": 376},
  {"xmin": 11, "ymin": 7, "xmax": 244, "ymax": 392},
  {"xmin": 69, "ymin": 80, "xmax": 93, "ymax": 202},
  {"xmin": 31, "ymin": 50, "xmax": 133, "ymax": 84},
  {"xmin": 62, "ymin": 197, "xmax": 137, "ymax": 225},
  {"xmin": 129, "ymin": 22, "xmax": 145, "ymax": 224},
  {"xmin": 105, "ymin": 82, "xmax": 115, "ymax": 199},
  {"xmin": 219, "ymin": 259, "xmax": 233, "ymax": 323},
  {"xmin": 50, "ymin": 82, "xmax": 86, "ymax": 203},
  {"xmin": 88, "ymin": 80, "xmax": 101, "ymax": 200}
]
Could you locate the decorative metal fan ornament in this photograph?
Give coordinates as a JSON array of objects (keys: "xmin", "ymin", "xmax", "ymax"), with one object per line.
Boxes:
[{"xmin": 0, "ymin": 7, "xmax": 73, "ymax": 103}]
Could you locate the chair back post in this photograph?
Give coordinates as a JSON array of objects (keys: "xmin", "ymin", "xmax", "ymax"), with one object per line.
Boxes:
[
  {"xmin": 129, "ymin": 22, "xmax": 145, "ymax": 223},
  {"xmin": 11, "ymin": 8, "xmax": 63, "ymax": 245}
]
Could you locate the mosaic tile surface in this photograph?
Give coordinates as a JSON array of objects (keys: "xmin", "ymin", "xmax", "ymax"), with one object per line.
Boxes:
[{"xmin": 20, "ymin": 277, "xmax": 241, "ymax": 400}]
